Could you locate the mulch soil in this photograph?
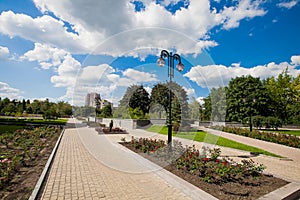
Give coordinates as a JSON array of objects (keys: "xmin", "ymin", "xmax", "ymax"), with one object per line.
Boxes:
[
  {"xmin": 0, "ymin": 131, "xmax": 60, "ymax": 200},
  {"xmin": 121, "ymin": 142, "xmax": 289, "ymax": 200}
]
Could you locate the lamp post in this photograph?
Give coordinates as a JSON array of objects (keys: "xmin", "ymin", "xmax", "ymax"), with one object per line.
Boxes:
[
  {"xmin": 243, "ymin": 98, "xmax": 256, "ymax": 132},
  {"xmin": 157, "ymin": 50, "xmax": 184, "ymax": 147}
]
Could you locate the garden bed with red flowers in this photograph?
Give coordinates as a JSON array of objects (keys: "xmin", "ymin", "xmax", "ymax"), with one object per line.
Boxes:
[
  {"xmin": 95, "ymin": 127, "xmax": 128, "ymax": 134},
  {"xmin": 0, "ymin": 126, "xmax": 61, "ymax": 199},
  {"xmin": 211, "ymin": 126, "xmax": 300, "ymax": 148},
  {"xmin": 120, "ymin": 137, "xmax": 288, "ymax": 199}
]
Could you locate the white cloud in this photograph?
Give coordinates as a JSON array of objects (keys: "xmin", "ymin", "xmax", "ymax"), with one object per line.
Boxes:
[
  {"xmin": 50, "ymin": 54, "xmax": 81, "ymax": 88},
  {"xmin": 291, "ymin": 55, "xmax": 300, "ymax": 66},
  {"xmin": 49, "ymin": 57, "xmax": 159, "ymax": 105},
  {"xmin": 0, "ymin": 82, "xmax": 23, "ymax": 99},
  {"xmin": 277, "ymin": 1, "xmax": 298, "ymax": 9},
  {"xmin": 221, "ymin": 0, "xmax": 266, "ymax": 30},
  {"xmin": 0, "ymin": 46, "xmax": 10, "ymax": 60},
  {"xmin": 184, "ymin": 56, "xmax": 300, "ymax": 88},
  {"xmin": 21, "ymin": 43, "xmax": 68, "ymax": 69},
  {"xmin": 0, "ymin": 11, "xmax": 82, "ymax": 52},
  {"xmin": 183, "ymin": 86, "xmax": 195, "ymax": 96},
  {"xmin": 0, "ymin": 0, "xmax": 267, "ymax": 57},
  {"xmin": 122, "ymin": 68, "xmax": 157, "ymax": 82}
]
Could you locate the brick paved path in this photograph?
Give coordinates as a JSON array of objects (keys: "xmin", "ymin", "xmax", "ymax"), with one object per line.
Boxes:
[{"xmin": 40, "ymin": 125, "xmax": 197, "ymax": 199}]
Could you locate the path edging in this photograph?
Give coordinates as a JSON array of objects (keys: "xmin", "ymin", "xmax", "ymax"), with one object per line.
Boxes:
[{"xmin": 28, "ymin": 128, "xmax": 65, "ymax": 200}]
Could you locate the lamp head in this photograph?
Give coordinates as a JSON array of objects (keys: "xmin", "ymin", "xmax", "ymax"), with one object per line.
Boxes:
[
  {"xmin": 156, "ymin": 57, "xmax": 165, "ymax": 67},
  {"xmin": 176, "ymin": 63, "xmax": 184, "ymax": 72}
]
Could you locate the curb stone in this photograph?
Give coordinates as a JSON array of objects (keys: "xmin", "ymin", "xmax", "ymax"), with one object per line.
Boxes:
[{"xmin": 258, "ymin": 182, "xmax": 300, "ymax": 200}]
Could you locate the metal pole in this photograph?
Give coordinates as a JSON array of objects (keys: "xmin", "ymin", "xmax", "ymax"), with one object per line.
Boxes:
[{"xmin": 168, "ymin": 53, "xmax": 173, "ymax": 148}]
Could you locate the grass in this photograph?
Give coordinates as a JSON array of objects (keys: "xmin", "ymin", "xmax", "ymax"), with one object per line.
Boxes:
[
  {"xmin": 0, "ymin": 125, "xmax": 27, "ymax": 134},
  {"xmin": 260, "ymin": 129, "xmax": 300, "ymax": 136},
  {"xmin": 147, "ymin": 125, "xmax": 281, "ymax": 157},
  {"xmin": 0, "ymin": 118, "xmax": 67, "ymax": 126}
]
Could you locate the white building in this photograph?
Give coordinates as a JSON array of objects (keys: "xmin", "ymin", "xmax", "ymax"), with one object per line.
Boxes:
[{"xmin": 85, "ymin": 93, "xmax": 100, "ymax": 107}]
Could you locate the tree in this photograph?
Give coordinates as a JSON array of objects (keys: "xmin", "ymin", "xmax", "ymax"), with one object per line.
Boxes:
[
  {"xmin": 101, "ymin": 104, "xmax": 113, "ymax": 118},
  {"xmin": 119, "ymin": 85, "xmax": 140, "ymax": 108},
  {"xmin": 151, "ymin": 82, "xmax": 188, "ymax": 128},
  {"xmin": 210, "ymin": 87, "xmax": 227, "ymax": 122},
  {"xmin": 128, "ymin": 85, "xmax": 150, "ymax": 118},
  {"xmin": 265, "ymin": 69, "xmax": 294, "ymax": 123},
  {"xmin": 226, "ymin": 75, "xmax": 270, "ymax": 122},
  {"xmin": 188, "ymin": 97, "xmax": 201, "ymax": 120}
]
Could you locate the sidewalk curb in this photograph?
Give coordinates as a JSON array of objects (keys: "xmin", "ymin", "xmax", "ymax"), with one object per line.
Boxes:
[
  {"xmin": 258, "ymin": 182, "xmax": 300, "ymax": 200},
  {"xmin": 28, "ymin": 128, "xmax": 65, "ymax": 200}
]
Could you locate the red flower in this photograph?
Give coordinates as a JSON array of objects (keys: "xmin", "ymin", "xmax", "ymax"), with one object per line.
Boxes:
[
  {"xmin": 215, "ymin": 160, "xmax": 219, "ymax": 163},
  {"xmin": 221, "ymin": 162, "xmax": 227, "ymax": 165},
  {"xmin": 203, "ymin": 158, "xmax": 209, "ymax": 161}
]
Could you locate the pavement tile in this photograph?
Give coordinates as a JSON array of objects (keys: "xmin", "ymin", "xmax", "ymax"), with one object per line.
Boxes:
[{"xmin": 40, "ymin": 120, "xmax": 195, "ymax": 199}]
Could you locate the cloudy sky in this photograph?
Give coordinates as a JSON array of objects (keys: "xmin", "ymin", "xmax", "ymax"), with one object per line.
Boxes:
[{"xmin": 0, "ymin": 0, "xmax": 299, "ymax": 106}]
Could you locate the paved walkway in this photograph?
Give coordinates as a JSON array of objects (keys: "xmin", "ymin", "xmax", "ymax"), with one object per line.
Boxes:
[
  {"xmin": 40, "ymin": 118, "xmax": 300, "ymax": 199},
  {"xmin": 40, "ymin": 119, "xmax": 214, "ymax": 200}
]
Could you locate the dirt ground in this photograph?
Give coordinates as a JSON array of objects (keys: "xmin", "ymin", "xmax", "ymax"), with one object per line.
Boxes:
[
  {"xmin": 121, "ymin": 142, "xmax": 289, "ymax": 200},
  {"xmin": 0, "ymin": 132, "xmax": 59, "ymax": 200}
]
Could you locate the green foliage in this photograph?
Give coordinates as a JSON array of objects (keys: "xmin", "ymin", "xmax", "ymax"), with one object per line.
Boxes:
[
  {"xmin": 96, "ymin": 104, "xmax": 113, "ymax": 118},
  {"xmin": 202, "ymin": 70, "xmax": 300, "ymax": 125},
  {"xmin": 129, "ymin": 85, "xmax": 150, "ymax": 115},
  {"xmin": 150, "ymin": 82, "xmax": 188, "ymax": 127},
  {"xmin": 209, "ymin": 87, "xmax": 227, "ymax": 121},
  {"xmin": 188, "ymin": 97, "xmax": 201, "ymax": 120},
  {"xmin": 146, "ymin": 125, "xmax": 280, "ymax": 157},
  {"xmin": 0, "ymin": 98, "xmax": 72, "ymax": 117},
  {"xmin": 226, "ymin": 75, "xmax": 270, "ymax": 122}
]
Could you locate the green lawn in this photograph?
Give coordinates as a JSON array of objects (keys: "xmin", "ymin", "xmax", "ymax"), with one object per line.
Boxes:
[
  {"xmin": 147, "ymin": 125, "xmax": 281, "ymax": 157},
  {"xmin": 260, "ymin": 129, "xmax": 300, "ymax": 136},
  {"xmin": 0, "ymin": 124, "xmax": 27, "ymax": 134},
  {"xmin": 0, "ymin": 118, "xmax": 68, "ymax": 126}
]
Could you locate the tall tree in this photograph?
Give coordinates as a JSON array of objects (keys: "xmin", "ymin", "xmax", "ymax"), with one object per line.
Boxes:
[
  {"xmin": 210, "ymin": 87, "xmax": 227, "ymax": 121},
  {"xmin": 226, "ymin": 75, "xmax": 270, "ymax": 122},
  {"xmin": 188, "ymin": 97, "xmax": 201, "ymax": 120},
  {"xmin": 119, "ymin": 85, "xmax": 140, "ymax": 108},
  {"xmin": 128, "ymin": 85, "xmax": 150, "ymax": 119},
  {"xmin": 265, "ymin": 69, "xmax": 294, "ymax": 123},
  {"xmin": 151, "ymin": 82, "xmax": 188, "ymax": 128}
]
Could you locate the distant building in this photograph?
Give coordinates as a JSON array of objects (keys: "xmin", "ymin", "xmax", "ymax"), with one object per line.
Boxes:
[
  {"xmin": 85, "ymin": 93, "xmax": 112, "ymax": 109},
  {"xmin": 85, "ymin": 93, "xmax": 100, "ymax": 107}
]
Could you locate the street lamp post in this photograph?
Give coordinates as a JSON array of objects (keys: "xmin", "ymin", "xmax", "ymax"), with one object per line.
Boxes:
[{"xmin": 157, "ymin": 50, "xmax": 184, "ymax": 147}]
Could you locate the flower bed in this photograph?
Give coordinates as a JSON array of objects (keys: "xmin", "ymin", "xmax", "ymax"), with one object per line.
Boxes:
[
  {"xmin": 120, "ymin": 137, "xmax": 288, "ymax": 199},
  {"xmin": 95, "ymin": 127, "xmax": 128, "ymax": 134},
  {"xmin": 0, "ymin": 126, "xmax": 61, "ymax": 199},
  {"xmin": 211, "ymin": 126, "xmax": 300, "ymax": 148}
]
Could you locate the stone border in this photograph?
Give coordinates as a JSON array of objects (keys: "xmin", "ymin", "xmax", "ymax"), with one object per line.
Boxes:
[
  {"xmin": 258, "ymin": 182, "xmax": 300, "ymax": 200},
  {"xmin": 28, "ymin": 128, "xmax": 65, "ymax": 200}
]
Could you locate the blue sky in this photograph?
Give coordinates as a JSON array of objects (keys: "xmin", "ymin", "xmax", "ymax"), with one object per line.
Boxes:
[{"xmin": 0, "ymin": 0, "xmax": 299, "ymax": 106}]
